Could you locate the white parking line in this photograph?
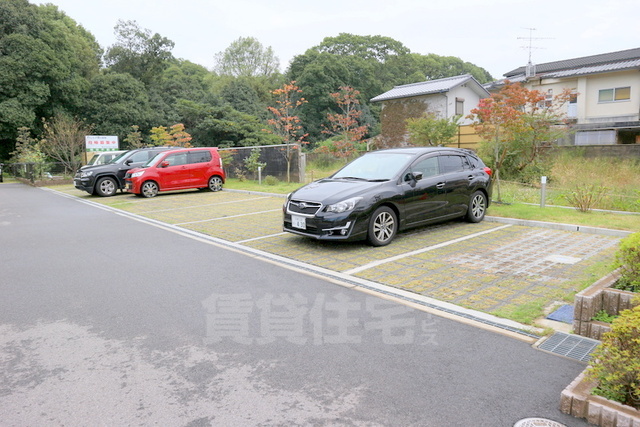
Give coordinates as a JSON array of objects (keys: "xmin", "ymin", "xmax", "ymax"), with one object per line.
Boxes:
[
  {"xmin": 174, "ymin": 209, "xmax": 282, "ymax": 225},
  {"xmin": 236, "ymin": 232, "xmax": 288, "ymax": 243},
  {"xmin": 343, "ymin": 224, "xmax": 513, "ymax": 275},
  {"xmin": 139, "ymin": 197, "xmax": 271, "ymax": 213}
]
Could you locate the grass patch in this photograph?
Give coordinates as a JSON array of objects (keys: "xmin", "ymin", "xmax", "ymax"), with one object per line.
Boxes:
[
  {"xmin": 492, "ymin": 299, "xmax": 547, "ymax": 325},
  {"xmin": 225, "ymin": 178, "xmax": 301, "ymax": 194},
  {"xmin": 487, "ymin": 203, "xmax": 640, "ymax": 232}
]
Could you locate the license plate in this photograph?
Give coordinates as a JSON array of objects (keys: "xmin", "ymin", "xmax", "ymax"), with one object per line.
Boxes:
[{"xmin": 292, "ymin": 215, "xmax": 306, "ymax": 229}]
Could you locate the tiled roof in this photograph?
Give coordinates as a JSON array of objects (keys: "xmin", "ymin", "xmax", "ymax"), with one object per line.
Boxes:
[
  {"xmin": 370, "ymin": 74, "xmax": 488, "ymax": 102},
  {"xmin": 485, "ymin": 57, "xmax": 640, "ymax": 91},
  {"xmin": 504, "ymin": 47, "xmax": 640, "ymax": 77}
]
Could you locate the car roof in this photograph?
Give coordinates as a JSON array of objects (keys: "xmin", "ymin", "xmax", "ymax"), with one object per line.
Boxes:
[{"xmin": 370, "ymin": 147, "xmax": 474, "ymax": 156}]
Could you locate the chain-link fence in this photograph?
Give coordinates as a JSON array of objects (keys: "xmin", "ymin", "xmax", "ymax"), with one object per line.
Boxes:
[{"xmin": 2, "ymin": 162, "xmax": 75, "ymax": 185}]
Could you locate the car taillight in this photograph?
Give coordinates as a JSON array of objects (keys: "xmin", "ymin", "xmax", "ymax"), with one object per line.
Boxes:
[{"xmin": 483, "ymin": 167, "xmax": 492, "ymax": 176}]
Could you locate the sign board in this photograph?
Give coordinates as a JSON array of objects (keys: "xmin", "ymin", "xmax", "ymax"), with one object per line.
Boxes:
[{"xmin": 85, "ymin": 135, "xmax": 119, "ymax": 152}]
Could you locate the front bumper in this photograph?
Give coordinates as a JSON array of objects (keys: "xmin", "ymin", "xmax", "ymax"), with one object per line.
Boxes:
[
  {"xmin": 73, "ymin": 177, "xmax": 95, "ymax": 193},
  {"xmin": 283, "ymin": 210, "xmax": 368, "ymax": 242}
]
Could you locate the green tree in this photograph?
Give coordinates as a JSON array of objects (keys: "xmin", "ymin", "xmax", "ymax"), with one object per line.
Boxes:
[
  {"xmin": 124, "ymin": 125, "xmax": 144, "ymax": 148},
  {"xmin": 104, "ymin": 20, "xmax": 175, "ymax": 86},
  {"xmin": 82, "ymin": 72, "xmax": 154, "ymax": 140},
  {"xmin": 0, "ymin": 0, "xmax": 100, "ymax": 158},
  {"xmin": 214, "ymin": 36, "xmax": 280, "ymax": 78},
  {"xmin": 406, "ymin": 113, "xmax": 460, "ymax": 146},
  {"xmin": 243, "ymin": 147, "xmax": 266, "ymax": 180}
]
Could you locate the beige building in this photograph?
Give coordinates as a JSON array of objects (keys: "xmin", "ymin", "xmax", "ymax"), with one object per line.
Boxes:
[{"xmin": 488, "ymin": 48, "xmax": 640, "ymax": 145}]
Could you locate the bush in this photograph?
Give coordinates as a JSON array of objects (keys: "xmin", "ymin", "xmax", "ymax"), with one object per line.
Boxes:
[
  {"xmin": 264, "ymin": 175, "xmax": 279, "ymax": 186},
  {"xmin": 564, "ymin": 184, "xmax": 608, "ymax": 212},
  {"xmin": 587, "ymin": 301, "xmax": 640, "ymax": 409},
  {"xmin": 615, "ymin": 232, "xmax": 640, "ymax": 292}
]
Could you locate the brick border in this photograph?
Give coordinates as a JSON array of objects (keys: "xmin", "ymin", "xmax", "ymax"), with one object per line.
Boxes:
[{"xmin": 560, "ymin": 369, "xmax": 640, "ymax": 426}]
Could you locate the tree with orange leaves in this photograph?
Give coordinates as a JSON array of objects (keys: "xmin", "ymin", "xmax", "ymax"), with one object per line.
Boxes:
[
  {"xmin": 318, "ymin": 86, "xmax": 369, "ymax": 158},
  {"xmin": 150, "ymin": 123, "xmax": 192, "ymax": 147},
  {"xmin": 469, "ymin": 81, "xmax": 572, "ymax": 200},
  {"xmin": 265, "ymin": 81, "xmax": 308, "ymax": 182}
]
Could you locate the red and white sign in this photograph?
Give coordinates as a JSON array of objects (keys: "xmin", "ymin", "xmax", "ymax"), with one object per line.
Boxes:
[{"xmin": 85, "ymin": 135, "xmax": 119, "ymax": 152}]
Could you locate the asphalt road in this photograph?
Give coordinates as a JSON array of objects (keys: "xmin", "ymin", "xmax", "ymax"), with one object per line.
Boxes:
[{"xmin": 0, "ymin": 183, "xmax": 588, "ymax": 426}]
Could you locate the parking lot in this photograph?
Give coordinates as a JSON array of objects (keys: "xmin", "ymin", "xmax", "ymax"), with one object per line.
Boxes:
[{"xmin": 52, "ymin": 185, "xmax": 623, "ymax": 335}]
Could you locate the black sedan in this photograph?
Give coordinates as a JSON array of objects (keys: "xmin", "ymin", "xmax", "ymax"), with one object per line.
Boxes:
[{"xmin": 283, "ymin": 147, "xmax": 492, "ymax": 246}]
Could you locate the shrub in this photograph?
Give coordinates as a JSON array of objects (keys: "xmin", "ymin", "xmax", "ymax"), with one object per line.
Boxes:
[
  {"xmin": 564, "ymin": 184, "xmax": 608, "ymax": 212},
  {"xmin": 587, "ymin": 301, "xmax": 640, "ymax": 409},
  {"xmin": 614, "ymin": 232, "xmax": 640, "ymax": 292},
  {"xmin": 264, "ymin": 175, "xmax": 279, "ymax": 186}
]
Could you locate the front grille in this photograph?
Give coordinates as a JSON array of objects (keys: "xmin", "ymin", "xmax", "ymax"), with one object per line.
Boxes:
[{"xmin": 287, "ymin": 200, "xmax": 322, "ymax": 216}]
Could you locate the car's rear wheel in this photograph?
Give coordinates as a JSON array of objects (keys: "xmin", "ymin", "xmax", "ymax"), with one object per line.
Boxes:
[
  {"xmin": 466, "ymin": 191, "xmax": 487, "ymax": 223},
  {"xmin": 367, "ymin": 206, "xmax": 397, "ymax": 246},
  {"xmin": 208, "ymin": 175, "xmax": 223, "ymax": 192},
  {"xmin": 95, "ymin": 177, "xmax": 117, "ymax": 197},
  {"xmin": 141, "ymin": 181, "xmax": 159, "ymax": 198}
]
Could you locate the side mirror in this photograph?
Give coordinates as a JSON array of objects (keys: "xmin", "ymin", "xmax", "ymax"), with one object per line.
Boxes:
[
  {"xmin": 412, "ymin": 171, "xmax": 423, "ymax": 181},
  {"xmin": 160, "ymin": 161, "xmax": 170, "ymax": 168},
  {"xmin": 124, "ymin": 159, "xmax": 132, "ymax": 166}
]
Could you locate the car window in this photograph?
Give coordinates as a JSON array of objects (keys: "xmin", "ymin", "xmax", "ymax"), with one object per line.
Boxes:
[
  {"xmin": 164, "ymin": 153, "xmax": 188, "ymax": 166},
  {"xmin": 189, "ymin": 150, "xmax": 212, "ymax": 164},
  {"xmin": 411, "ymin": 156, "xmax": 440, "ymax": 178},
  {"xmin": 439, "ymin": 155, "xmax": 465, "ymax": 173},
  {"xmin": 466, "ymin": 155, "xmax": 480, "ymax": 169},
  {"xmin": 128, "ymin": 151, "xmax": 151, "ymax": 163}
]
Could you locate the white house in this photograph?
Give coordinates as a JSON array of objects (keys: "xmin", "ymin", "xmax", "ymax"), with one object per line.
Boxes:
[{"xmin": 370, "ymin": 74, "xmax": 490, "ymax": 149}]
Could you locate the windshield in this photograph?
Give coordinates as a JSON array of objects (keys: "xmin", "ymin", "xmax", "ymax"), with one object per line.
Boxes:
[
  {"xmin": 110, "ymin": 151, "xmax": 129, "ymax": 164},
  {"xmin": 332, "ymin": 152, "xmax": 414, "ymax": 181},
  {"xmin": 144, "ymin": 152, "xmax": 166, "ymax": 168}
]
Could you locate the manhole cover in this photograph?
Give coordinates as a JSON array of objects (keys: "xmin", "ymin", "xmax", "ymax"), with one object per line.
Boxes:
[{"xmin": 513, "ymin": 418, "xmax": 566, "ymax": 427}]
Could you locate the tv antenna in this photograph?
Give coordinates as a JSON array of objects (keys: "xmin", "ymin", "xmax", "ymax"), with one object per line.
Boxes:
[{"xmin": 517, "ymin": 27, "xmax": 553, "ymax": 63}]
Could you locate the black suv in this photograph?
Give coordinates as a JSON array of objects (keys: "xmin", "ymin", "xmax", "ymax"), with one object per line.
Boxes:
[{"xmin": 74, "ymin": 147, "xmax": 173, "ymax": 196}]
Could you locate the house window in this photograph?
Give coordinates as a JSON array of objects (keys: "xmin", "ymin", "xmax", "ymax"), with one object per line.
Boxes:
[
  {"xmin": 598, "ymin": 87, "xmax": 631, "ymax": 103},
  {"xmin": 455, "ymin": 98, "xmax": 464, "ymax": 116}
]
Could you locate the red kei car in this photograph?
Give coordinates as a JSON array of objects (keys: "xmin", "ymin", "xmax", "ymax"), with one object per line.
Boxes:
[{"xmin": 125, "ymin": 147, "xmax": 225, "ymax": 198}]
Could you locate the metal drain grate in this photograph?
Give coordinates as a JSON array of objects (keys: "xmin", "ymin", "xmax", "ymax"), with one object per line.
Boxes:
[{"xmin": 537, "ymin": 332, "xmax": 600, "ymax": 362}]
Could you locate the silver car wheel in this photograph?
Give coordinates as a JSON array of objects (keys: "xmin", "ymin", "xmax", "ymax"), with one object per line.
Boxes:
[
  {"xmin": 208, "ymin": 176, "xmax": 223, "ymax": 192},
  {"xmin": 141, "ymin": 181, "xmax": 159, "ymax": 198},
  {"xmin": 367, "ymin": 206, "xmax": 397, "ymax": 246},
  {"xmin": 466, "ymin": 191, "xmax": 486, "ymax": 223}
]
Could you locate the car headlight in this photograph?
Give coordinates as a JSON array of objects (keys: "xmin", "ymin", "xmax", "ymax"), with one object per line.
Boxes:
[
  {"xmin": 326, "ymin": 197, "xmax": 362, "ymax": 213},
  {"xmin": 131, "ymin": 171, "xmax": 145, "ymax": 178},
  {"xmin": 80, "ymin": 170, "xmax": 94, "ymax": 178}
]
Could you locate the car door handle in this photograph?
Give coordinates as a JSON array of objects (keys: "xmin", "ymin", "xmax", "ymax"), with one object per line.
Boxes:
[
  {"xmin": 468, "ymin": 175, "xmax": 474, "ymax": 181},
  {"xmin": 436, "ymin": 182, "xmax": 445, "ymax": 189}
]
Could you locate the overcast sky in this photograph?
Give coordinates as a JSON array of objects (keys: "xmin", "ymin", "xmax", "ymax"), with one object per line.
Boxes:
[{"xmin": 34, "ymin": 0, "xmax": 639, "ymax": 79}]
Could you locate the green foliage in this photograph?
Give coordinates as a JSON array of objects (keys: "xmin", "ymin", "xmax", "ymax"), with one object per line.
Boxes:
[
  {"xmin": 0, "ymin": 0, "xmax": 100, "ymax": 151},
  {"xmin": 587, "ymin": 302, "xmax": 640, "ymax": 409},
  {"xmin": 10, "ymin": 127, "xmax": 46, "ymax": 172},
  {"xmin": 614, "ymin": 233, "xmax": 640, "ymax": 292},
  {"xmin": 83, "ymin": 72, "xmax": 153, "ymax": 139},
  {"xmin": 214, "ymin": 36, "xmax": 280, "ymax": 78},
  {"xmin": 104, "ymin": 20, "xmax": 175, "ymax": 86},
  {"xmin": 405, "ymin": 113, "xmax": 460, "ymax": 146},
  {"xmin": 243, "ymin": 147, "xmax": 266, "ymax": 179},
  {"xmin": 192, "ymin": 105, "xmax": 280, "ymax": 147},
  {"xmin": 592, "ymin": 310, "xmax": 617, "ymax": 323},
  {"xmin": 124, "ymin": 125, "xmax": 144, "ymax": 148},
  {"xmin": 564, "ymin": 184, "xmax": 608, "ymax": 213},
  {"xmin": 264, "ymin": 175, "xmax": 279, "ymax": 186}
]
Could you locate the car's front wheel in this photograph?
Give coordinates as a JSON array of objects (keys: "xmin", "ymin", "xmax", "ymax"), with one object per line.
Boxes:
[
  {"xmin": 466, "ymin": 191, "xmax": 487, "ymax": 223},
  {"xmin": 141, "ymin": 181, "xmax": 159, "ymax": 198},
  {"xmin": 208, "ymin": 175, "xmax": 223, "ymax": 192},
  {"xmin": 95, "ymin": 177, "xmax": 117, "ymax": 197},
  {"xmin": 367, "ymin": 206, "xmax": 397, "ymax": 246}
]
